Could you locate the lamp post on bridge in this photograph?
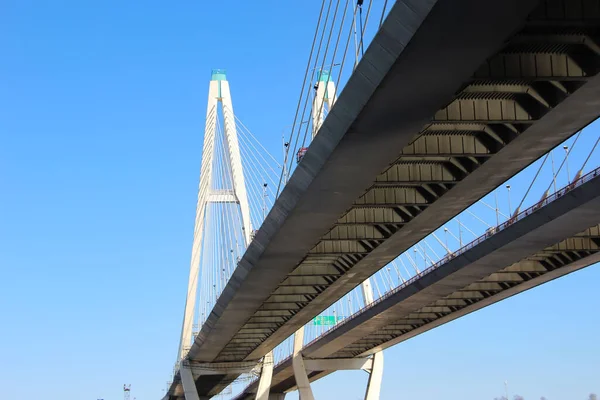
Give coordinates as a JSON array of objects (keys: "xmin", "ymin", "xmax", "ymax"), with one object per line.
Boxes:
[
  {"xmin": 281, "ymin": 125, "xmax": 292, "ymax": 185},
  {"xmin": 506, "ymin": 185, "xmax": 512, "ymax": 216},
  {"xmin": 444, "ymin": 227, "xmax": 449, "ymax": 254},
  {"xmin": 262, "ymin": 183, "xmax": 268, "ymax": 221},
  {"xmin": 564, "ymin": 145, "xmax": 571, "ymax": 183}
]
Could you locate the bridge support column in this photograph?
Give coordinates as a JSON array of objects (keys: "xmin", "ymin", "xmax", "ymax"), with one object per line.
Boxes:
[
  {"xmin": 255, "ymin": 350, "xmax": 274, "ymax": 400},
  {"xmin": 364, "ymin": 352, "xmax": 383, "ymax": 400},
  {"xmin": 180, "ymin": 363, "xmax": 200, "ymax": 400},
  {"xmin": 292, "ymin": 327, "xmax": 315, "ymax": 400},
  {"xmin": 360, "ymin": 278, "xmax": 383, "ymax": 400}
]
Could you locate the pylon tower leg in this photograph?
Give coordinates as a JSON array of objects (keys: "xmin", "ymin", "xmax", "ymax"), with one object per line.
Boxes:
[
  {"xmin": 180, "ymin": 364, "xmax": 201, "ymax": 400},
  {"xmin": 364, "ymin": 352, "xmax": 384, "ymax": 400},
  {"xmin": 220, "ymin": 78, "xmax": 252, "ymax": 246},
  {"xmin": 292, "ymin": 327, "xmax": 315, "ymax": 400},
  {"xmin": 255, "ymin": 351, "xmax": 274, "ymax": 400}
]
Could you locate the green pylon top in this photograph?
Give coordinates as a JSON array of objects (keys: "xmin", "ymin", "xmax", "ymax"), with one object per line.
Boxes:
[
  {"xmin": 211, "ymin": 69, "xmax": 227, "ymax": 81},
  {"xmin": 317, "ymin": 69, "xmax": 331, "ymax": 82}
]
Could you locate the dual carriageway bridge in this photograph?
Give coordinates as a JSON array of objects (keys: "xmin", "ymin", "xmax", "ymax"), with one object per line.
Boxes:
[{"xmin": 163, "ymin": 0, "xmax": 600, "ymax": 398}]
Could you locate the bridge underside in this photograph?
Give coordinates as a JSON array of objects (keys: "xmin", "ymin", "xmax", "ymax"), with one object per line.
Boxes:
[
  {"xmin": 217, "ymin": 0, "xmax": 600, "ymax": 366},
  {"xmin": 167, "ymin": 0, "xmax": 600, "ymax": 397},
  {"xmin": 235, "ymin": 173, "xmax": 600, "ymax": 398}
]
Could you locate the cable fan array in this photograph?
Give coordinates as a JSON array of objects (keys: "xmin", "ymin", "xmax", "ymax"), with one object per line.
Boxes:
[{"xmin": 194, "ymin": 110, "xmax": 282, "ymax": 334}]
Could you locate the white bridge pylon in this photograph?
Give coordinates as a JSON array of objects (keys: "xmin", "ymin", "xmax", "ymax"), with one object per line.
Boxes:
[
  {"xmin": 179, "ymin": 69, "xmax": 253, "ymax": 360},
  {"xmin": 176, "ymin": 69, "xmax": 383, "ymax": 400}
]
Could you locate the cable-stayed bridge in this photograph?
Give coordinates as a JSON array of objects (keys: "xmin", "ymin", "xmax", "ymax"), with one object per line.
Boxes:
[{"xmin": 162, "ymin": 0, "xmax": 600, "ymax": 399}]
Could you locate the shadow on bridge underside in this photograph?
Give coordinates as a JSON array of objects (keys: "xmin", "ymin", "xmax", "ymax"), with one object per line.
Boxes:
[{"xmin": 235, "ymin": 168, "xmax": 600, "ymax": 398}]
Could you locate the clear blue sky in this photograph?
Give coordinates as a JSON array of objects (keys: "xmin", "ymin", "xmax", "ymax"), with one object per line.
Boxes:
[{"xmin": 1, "ymin": 1, "xmax": 598, "ymax": 400}]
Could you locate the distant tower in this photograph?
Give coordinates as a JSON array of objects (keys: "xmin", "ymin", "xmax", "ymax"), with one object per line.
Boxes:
[
  {"xmin": 297, "ymin": 69, "xmax": 338, "ymax": 164},
  {"xmin": 312, "ymin": 69, "xmax": 337, "ymax": 138},
  {"xmin": 123, "ymin": 384, "xmax": 131, "ymax": 400},
  {"xmin": 178, "ymin": 69, "xmax": 253, "ymax": 360}
]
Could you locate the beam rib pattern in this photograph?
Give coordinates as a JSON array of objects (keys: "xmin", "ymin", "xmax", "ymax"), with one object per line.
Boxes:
[{"xmin": 234, "ymin": 169, "xmax": 600, "ymax": 399}]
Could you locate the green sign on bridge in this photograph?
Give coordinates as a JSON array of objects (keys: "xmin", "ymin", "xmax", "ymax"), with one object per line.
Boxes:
[{"xmin": 313, "ymin": 315, "xmax": 343, "ymax": 325}]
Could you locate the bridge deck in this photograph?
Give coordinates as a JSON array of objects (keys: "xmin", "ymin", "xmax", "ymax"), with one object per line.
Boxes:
[
  {"xmin": 235, "ymin": 168, "xmax": 600, "ymax": 398},
  {"xmin": 166, "ymin": 0, "xmax": 600, "ymax": 397}
]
